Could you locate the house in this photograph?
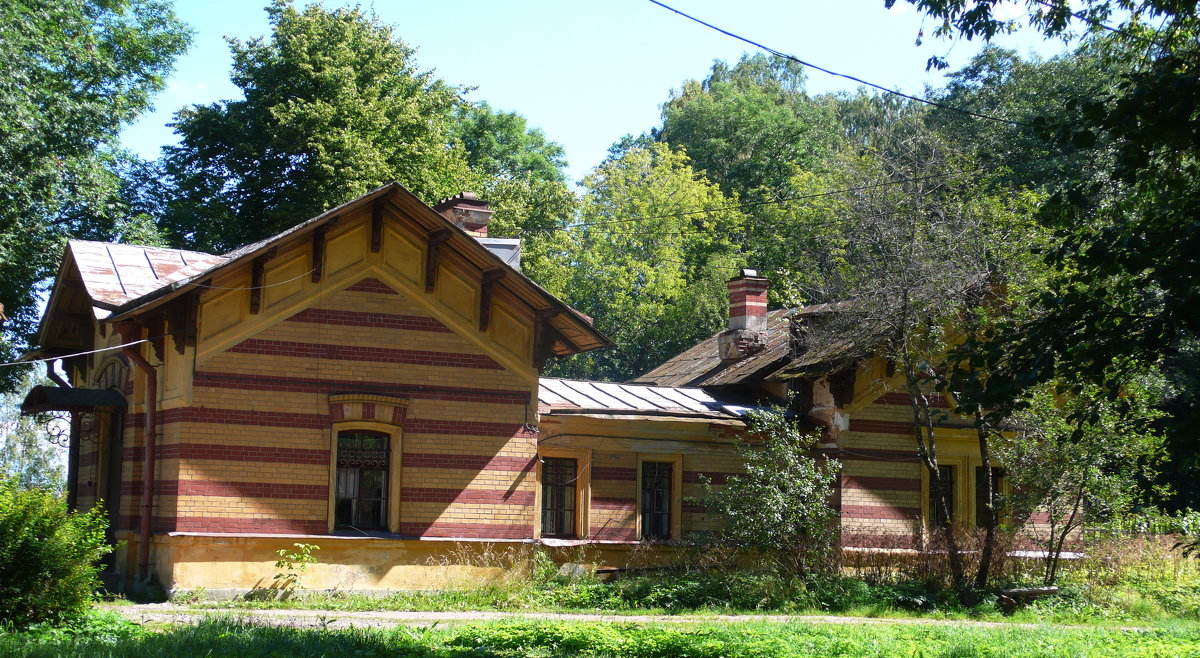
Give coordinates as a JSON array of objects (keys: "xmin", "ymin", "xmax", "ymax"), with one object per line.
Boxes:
[{"xmin": 22, "ymin": 183, "xmax": 999, "ymax": 595}]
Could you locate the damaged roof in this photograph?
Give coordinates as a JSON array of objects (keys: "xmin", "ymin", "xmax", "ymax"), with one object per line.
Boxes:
[
  {"xmin": 631, "ymin": 302, "xmax": 859, "ymax": 388},
  {"xmin": 538, "ymin": 378, "xmax": 764, "ymax": 420}
]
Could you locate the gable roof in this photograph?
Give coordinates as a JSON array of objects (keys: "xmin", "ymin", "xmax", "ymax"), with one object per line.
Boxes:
[
  {"xmin": 630, "ymin": 302, "xmax": 858, "ymax": 388},
  {"xmin": 39, "ymin": 182, "xmax": 610, "ymax": 357},
  {"xmin": 67, "ymin": 241, "xmax": 229, "ymax": 314}
]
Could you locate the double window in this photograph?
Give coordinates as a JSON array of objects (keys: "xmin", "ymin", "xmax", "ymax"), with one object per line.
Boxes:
[
  {"xmin": 541, "ymin": 457, "xmax": 578, "ymax": 538},
  {"xmin": 335, "ymin": 431, "xmax": 389, "ymax": 530},
  {"xmin": 641, "ymin": 461, "xmax": 673, "ymax": 540},
  {"xmin": 926, "ymin": 464, "xmax": 1007, "ymax": 530}
]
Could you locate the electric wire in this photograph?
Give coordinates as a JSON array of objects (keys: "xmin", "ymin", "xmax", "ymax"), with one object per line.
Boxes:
[{"xmin": 646, "ymin": 0, "xmax": 1027, "ymax": 127}]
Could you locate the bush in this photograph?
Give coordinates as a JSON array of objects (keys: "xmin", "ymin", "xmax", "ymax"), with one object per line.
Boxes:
[{"xmin": 0, "ymin": 478, "xmax": 111, "ymax": 628}]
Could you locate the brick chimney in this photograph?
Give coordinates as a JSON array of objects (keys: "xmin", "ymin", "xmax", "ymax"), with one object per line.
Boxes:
[
  {"xmin": 433, "ymin": 192, "xmax": 493, "ymax": 237},
  {"xmin": 718, "ymin": 268, "xmax": 770, "ymax": 361}
]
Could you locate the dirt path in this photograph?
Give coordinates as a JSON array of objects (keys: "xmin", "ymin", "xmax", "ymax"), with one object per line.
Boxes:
[{"xmin": 105, "ymin": 603, "xmax": 1150, "ymax": 633}]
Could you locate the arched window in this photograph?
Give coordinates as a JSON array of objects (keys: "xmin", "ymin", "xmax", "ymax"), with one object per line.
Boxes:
[{"xmin": 335, "ymin": 431, "xmax": 390, "ymax": 530}]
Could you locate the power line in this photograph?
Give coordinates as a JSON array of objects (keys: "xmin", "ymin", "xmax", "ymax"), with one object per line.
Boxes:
[{"xmin": 646, "ymin": 0, "xmax": 1027, "ymax": 127}]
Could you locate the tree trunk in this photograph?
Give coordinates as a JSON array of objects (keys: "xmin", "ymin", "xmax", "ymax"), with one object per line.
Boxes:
[{"xmin": 974, "ymin": 411, "xmax": 996, "ymax": 590}]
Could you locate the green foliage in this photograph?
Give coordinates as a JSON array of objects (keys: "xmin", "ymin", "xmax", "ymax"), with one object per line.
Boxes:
[
  {"xmin": 6, "ymin": 615, "xmax": 1200, "ymax": 657},
  {"xmin": 0, "ymin": 478, "xmax": 111, "ymax": 628},
  {"xmin": 696, "ymin": 408, "xmax": 839, "ymax": 576},
  {"xmin": 998, "ymin": 373, "xmax": 1167, "ymax": 584},
  {"xmin": 0, "ymin": 372, "xmax": 65, "ymax": 491},
  {"xmin": 550, "ymin": 143, "xmax": 744, "ymax": 381},
  {"xmin": 272, "ymin": 542, "xmax": 320, "ymax": 592},
  {"xmin": 157, "ymin": 0, "xmax": 471, "ymax": 252},
  {"xmin": 655, "ymin": 53, "xmax": 840, "ymax": 200},
  {"xmin": 0, "ymin": 0, "xmax": 189, "ymax": 390},
  {"xmin": 451, "ymin": 101, "xmax": 567, "ymax": 183}
]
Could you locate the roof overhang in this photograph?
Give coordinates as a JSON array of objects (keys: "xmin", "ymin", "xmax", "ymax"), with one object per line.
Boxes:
[{"xmin": 21, "ymin": 385, "xmax": 127, "ymax": 415}]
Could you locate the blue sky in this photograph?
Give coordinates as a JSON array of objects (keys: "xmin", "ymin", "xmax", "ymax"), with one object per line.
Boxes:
[{"xmin": 120, "ymin": 0, "xmax": 1072, "ymax": 185}]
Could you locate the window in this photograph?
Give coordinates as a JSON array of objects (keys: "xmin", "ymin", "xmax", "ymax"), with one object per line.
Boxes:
[
  {"xmin": 975, "ymin": 467, "xmax": 1005, "ymax": 528},
  {"xmin": 928, "ymin": 465, "xmax": 955, "ymax": 528},
  {"xmin": 541, "ymin": 457, "xmax": 577, "ymax": 538},
  {"xmin": 641, "ymin": 461, "xmax": 673, "ymax": 540},
  {"xmin": 335, "ymin": 431, "xmax": 389, "ymax": 530}
]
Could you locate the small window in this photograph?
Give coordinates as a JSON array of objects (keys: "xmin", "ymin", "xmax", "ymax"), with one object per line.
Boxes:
[
  {"xmin": 641, "ymin": 461, "xmax": 673, "ymax": 540},
  {"xmin": 929, "ymin": 465, "xmax": 955, "ymax": 529},
  {"xmin": 541, "ymin": 457, "xmax": 577, "ymax": 538},
  {"xmin": 975, "ymin": 467, "xmax": 1005, "ymax": 528},
  {"xmin": 335, "ymin": 431, "xmax": 389, "ymax": 530}
]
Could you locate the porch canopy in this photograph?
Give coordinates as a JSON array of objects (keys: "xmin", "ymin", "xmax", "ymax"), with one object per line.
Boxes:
[{"xmin": 20, "ymin": 385, "xmax": 126, "ymax": 415}]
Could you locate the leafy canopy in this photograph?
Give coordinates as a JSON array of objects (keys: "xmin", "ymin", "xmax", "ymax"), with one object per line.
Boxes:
[{"xmin": 0, "ymin": 0, "xmax": 188, "ymax": 391}]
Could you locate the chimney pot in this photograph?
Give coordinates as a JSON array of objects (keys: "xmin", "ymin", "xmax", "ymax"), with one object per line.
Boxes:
[
  {"xmin": 727, "ymin": 269, "xmax": 770, "ymax": 331},
  {"xmin": 433, "ymin": 192, "xmax": 493, "ymax": 237}
]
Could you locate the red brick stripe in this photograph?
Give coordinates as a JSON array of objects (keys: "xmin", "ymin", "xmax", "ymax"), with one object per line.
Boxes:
[
  {"xmin": 401, "ymin": 487, "xmax": 533, "ymax": 506},
  {"xmin": 193, "ymin": 371, "xmax": 530, "ymax": 405},
  {"xmin": 124, "ymin": 479, "xmax": 327, "ymax": 500},
  {"xmin": 841, "ymin": 504, "xmax": 920, "ymax": 520},
  {"xmin": 140, "ymin": 407, "xmax": 525, "ymax": 438},
  {"xmin": 592, "ymin": 497, "xmax": 635, "ymax": 510},
  {"xmin": 229, "ymin": 338, "xmax": 504, "ymax": 370},
  {"xmin": 591, "ymin": 466, "xmax": 636, "ymax": 481},
  {"xmin": 125, "ymin": 441, "xmax": 330, "ymax": 465},
  {"xmin": 399, "ymin": 521, "xmax": 531, "ymax": 539},
  {"xmin": 403, "ymin": 453, "xmax": 535, "ymax": 472},
  {"xmin": 346, "ymin": 278, "xmax": 398, "ymax": 295},
  {"xmin": 834, "ymin": 448, "xmax": 921, "ymax": 463},
  {"xmin": 841, "ymin": 475, "xmax": 921, "ymax": 492},
  {"xmin": 876, "ymin": 392, "xmax": 950, "ymax": 408},
  {"xmin": 848, "ymin": 419, "xmax": 918, "ymax": 435},
  {"xmin": 286, "ymin": 307, "xmax": 451, "ymax": 333}
]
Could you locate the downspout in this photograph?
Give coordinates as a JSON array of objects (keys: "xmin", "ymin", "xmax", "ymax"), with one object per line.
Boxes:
[{"xmin": 121, "ymin": 340, "xmax": 157, "ymax": 583}]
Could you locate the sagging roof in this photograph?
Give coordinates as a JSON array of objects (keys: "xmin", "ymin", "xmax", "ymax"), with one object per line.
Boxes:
[
  {"xmin": 631, "ymin": 302, "xmax": 858, "ymax": 388},
  {"xmin": 538, "ymin": 377, "xmax": 764, "ymax": 420},
  {"xmin": 21, "ymin": 385, "xmax": 127, "ymax": 414}
]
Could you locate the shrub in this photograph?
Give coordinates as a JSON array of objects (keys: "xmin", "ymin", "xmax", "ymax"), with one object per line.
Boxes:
[{"xmin": 0, "ymin": 478, "xmax": 111, "ymax": 628}]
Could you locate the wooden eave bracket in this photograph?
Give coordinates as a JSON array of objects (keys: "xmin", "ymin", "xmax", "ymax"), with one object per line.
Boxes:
[
  {"xmin": 424, "ymin": 228, "xmax": 453, "ymax": 294},
  {"xmin": 166, "ymin": 292, "xmax": 199, "ymax": 355},
  {"xmin": 249, "ymin": 248, "xmax": 278, "ymax": 314},
  {"xmin": 312, "ymin": 215, "xmax": 338, "ymax": 283},
  {"xmin": 371, "ymin": 202, "xmax": 384, "ymax": 253},
  {"xmin": 479, "ymin": 269, "xmax": 506, "ymax": 331}
]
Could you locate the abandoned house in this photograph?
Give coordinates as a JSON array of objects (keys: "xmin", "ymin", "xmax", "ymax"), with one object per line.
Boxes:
[{"xmin": 22, "ymin": 183, "xmax": 1003, "ymax": 594}]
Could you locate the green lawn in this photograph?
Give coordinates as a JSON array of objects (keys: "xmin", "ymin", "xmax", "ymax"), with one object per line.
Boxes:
[{"xmin": 3, "ymin": 614, "xmax": 1198, "ymax": 657}]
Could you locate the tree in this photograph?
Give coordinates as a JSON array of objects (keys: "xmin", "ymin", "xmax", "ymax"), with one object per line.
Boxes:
[
  {"xmin": 998, "ymin": 376, "xmax": 1166, "ymax": 585},
  {"xmin": 891, "ymin": 0, "xmax": 1200, "ymax": 423},
  {"xmin": 550, "ymin": 143, "xmax": 745, "ymax": 382},
  {"xmin": 451, "ymin": 102, "xmax": 567, "ymax": 184},
  {"xmin": 798, "ymin": 120, "xmax": 1044, "ymax": 587},
  {"xmin": 696, "ymin": 408, "xmax": 840, "ymax": 576},
  {"xmin": 0, "ymin": 373, "xmax": 65, "ymax": 492},
  {"xmin": 654, "ymin": 54, "xmax": 840, "ymax": 201},
  {"xmin": 0, "ymin": 0, "xmax": 189, "ymax": 391},
  {"xmin": 157, "ymin": 0, "xmax": 471, "ymax": 252}
]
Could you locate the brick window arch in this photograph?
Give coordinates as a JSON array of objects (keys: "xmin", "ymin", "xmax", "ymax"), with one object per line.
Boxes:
[{"xmin": 327, "ymin": 395, "xmax": 407, "ymax": 534}]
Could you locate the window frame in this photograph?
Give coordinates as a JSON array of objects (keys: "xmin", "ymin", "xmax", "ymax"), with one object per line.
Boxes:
[
  {"xmin": 536, "ymin": 447, "xmax": 590, "ymax": 539},
  {"xmin": 922, "ymin": 456, "xmax": 968, "ymax": 531},
  {"xmin": 637, "ymin": 454, "xmax": 683, "ymax": 541},
  {"xmin": 327, "ymin": 420, "xmax": 403, "ymax": 534}
]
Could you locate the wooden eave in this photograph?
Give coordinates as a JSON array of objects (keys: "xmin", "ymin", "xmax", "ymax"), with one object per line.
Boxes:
[
  {"xmin": 34, "ymin": 250, "xmax": 97, "ymax": 352},
  {"xmin": 104, "ymin": 182, "xmax": 611, "ymax": 356}
]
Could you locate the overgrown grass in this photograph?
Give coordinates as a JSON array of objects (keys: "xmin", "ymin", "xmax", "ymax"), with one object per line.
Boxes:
[
  {"xmin": 157, "ymin": 535, "xmax": 1200, "ymax": 627},
  {"xmin": 3, "ymin": 615, "xmax": 1198, "ymax": 657}
]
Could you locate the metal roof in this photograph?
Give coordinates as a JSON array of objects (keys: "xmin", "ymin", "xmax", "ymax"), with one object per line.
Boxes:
[
  {"xmin": 538, "ymin": 377, "xmax": 759, "ymax": 419},
  {"xmin": 21, "ymin": 385, "xmax": 127, "ymax": 414},
  {"xmin": 67, "ymin": 241, "xmax": 227, "ymax": 313}
]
